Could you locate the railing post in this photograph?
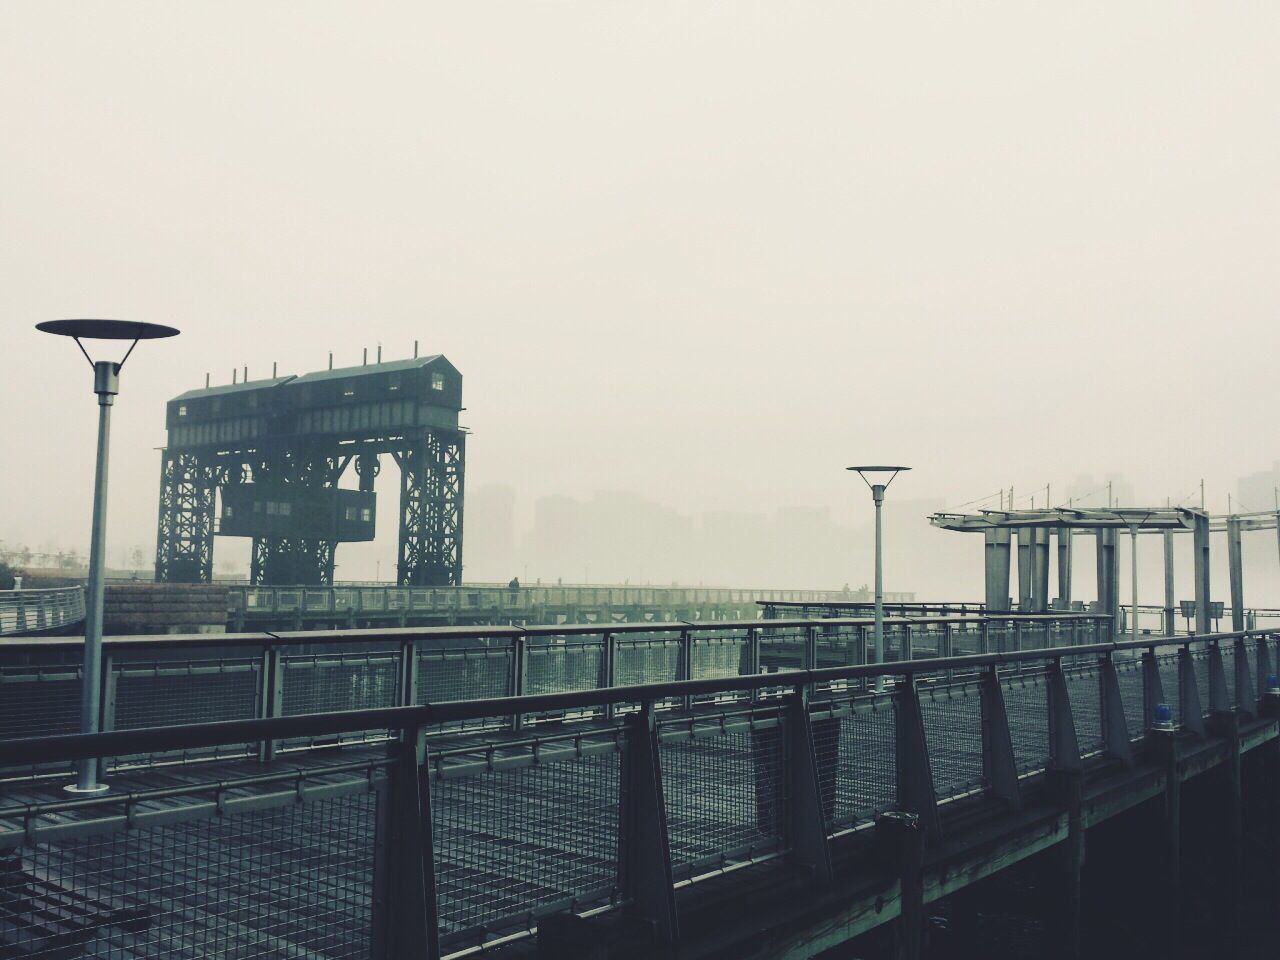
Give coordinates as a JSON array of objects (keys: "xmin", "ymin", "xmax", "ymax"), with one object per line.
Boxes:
[
  {"xmin": 259, "ymin": 642, "xmax": 284, "ymax": 762},
  {"xmin": 100, "ymin": 650, "xmax": 117, "ymax": 735},
  {"xmin": 1099, "ymin": 653, "xmax": 1133, "ymax": 766},
  {"xmin": 1178, "ymin": 646, "xmax": 1206, "ymax": 737},
  {"xmin": 900, "ymin": 624, "xmax": 913, "ymax": 663},
  {"xmin": 979, "ymin": 619, "xmax": 990, "ymax": 655},
  {"xmin": 1233, "ymin": 638, "xmax": 1254, "ymax": 719},
  {"xmin": 1207, "ymin": 641, "xmax": 1230, "ymax": 713},
  {"xmin": 1047, "ymin": 658, "xmax": 1082, "ymax": 773},
  {"xmin": 746, "ymin": 626, "xmax": 761, "ymax": 703},
  {"xmin": 1255, "ymin": 636, "xmax": 1272, "ymax": 710},
  {"xmin": 980, "ymin": 664, "xmax": 1021, "ymax": 810},
  {"xmin": 678, "ymin": 629, "xmax": 693, "ymax": 710},
  {"xmin": 510, "ymin": 633, "xmax": 526, "ymax": 732},
  {"xmin": 876, "ymin": 811, "xmax": 925, "ymax": 960},
  {"xmin": 400, "ymin": 638, "xmax": 419, "ymax": 707},
  {"xmin": 1141, "ymin": 649, "xmax": 1165, "ymax": 733},
  {"xmin": 784, "ymin": 688, "xmax": 833, "ymax": 883},
  {"xmin": 620, "ymin": 703, "xmax": 678, "ymax": 943},
  {"xmin": 895, "ymin": 676, "xmax": 940, "ymax": 839},
  {"xmin": 379, "ymin": 724, "xmax": 440, "ymax": 959},
  {"xmin": 602, "ymin": 631, "xmax": 616, "ymax": 720}
]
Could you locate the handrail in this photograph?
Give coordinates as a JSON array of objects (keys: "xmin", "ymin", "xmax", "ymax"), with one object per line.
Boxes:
[
  {"xmin": 0, "ymin": 586, "xmax": 85, "ymax": 636},
  {"xmin": 0, "ymin": 626, "xmax": 1266, "ymax": 766},
  {"xmin": 0, "ymin": 610, "xmax": 1107, "ymax": 650}
]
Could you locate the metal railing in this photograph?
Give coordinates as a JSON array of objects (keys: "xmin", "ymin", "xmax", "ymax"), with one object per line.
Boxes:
[
  {"xmin": 228, "ymin": 583, "xmax": 915, "ymax": 621},
  {"xmin": 0, "ymin": 587, "xmax": 85, "ymax": 636},
  {"xmin": 0, "ymin": 612, "xmax": 1107, "ymax": 777},
  {"xmin": 0, "ymin": 624, "xmax": 1275, "ymax": 958}
]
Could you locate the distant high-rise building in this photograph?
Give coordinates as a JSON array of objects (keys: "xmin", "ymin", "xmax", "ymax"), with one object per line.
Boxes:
[
  {"xmin": 463, "ymin": 484, "xmax": 517, "ymax": 582},
  {"xmin": 1238, "ymin": 462, "xmax": 1280, "ymax": 513}
]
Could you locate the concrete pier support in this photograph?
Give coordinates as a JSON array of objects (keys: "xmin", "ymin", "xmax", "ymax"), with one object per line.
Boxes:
[
  {"xmin": 1227, "ymin": 517, "xmax": 1244, "ymax": 632},
  {"xmin": 1193, "ymin": 513, "xmax": 1211, "ymax": 635},
  {"xmin": 1095, "ymin": 528, "xmax": 1119, "ymax": 631},
  {"xmin": 1032, "ymin": 529, "xmax": 1051, "ymax": 612},
  {"xmin": 1016, "ymin": 529, "xmax": 1033, "ymax": 611},
  {"xmin": 1163, "ymin": 531, "xmax": 1177, "ymax": 636},
  {"xmin": 984, "ymin": 529, "xmax": 1012, "ymax": 612},
  {"xmin": 1056, "ymin": 528, "xmax": 1072, "ymax": 606}
]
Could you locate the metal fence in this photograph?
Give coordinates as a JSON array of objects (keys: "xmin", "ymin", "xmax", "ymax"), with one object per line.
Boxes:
[
  {"xmin": 0, "ymin": 613, "xmax": 1106, "ymax": 779},
  {"xmin": 0, "ymin": 587, "xmax": 85, "ymax": 636},
  {"xmin": 2, "ymin": 620, "xmax": 1274, "ymax": 959}
]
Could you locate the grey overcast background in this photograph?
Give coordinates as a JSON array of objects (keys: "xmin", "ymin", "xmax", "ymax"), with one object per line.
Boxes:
[{"xmin": 1, "ymin": 3, "xmax": 1277, "ymax": 600}]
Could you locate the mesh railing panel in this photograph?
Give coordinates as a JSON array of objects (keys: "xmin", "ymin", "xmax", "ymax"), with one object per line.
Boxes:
[
  {"xmin": 920, "ymin": 684, "xmax": 984, "ymax": 800},
  {"xmin": 0, "ymin": 663, "xmax": 82, "ymax": 779},
  {"xmin": 1064, "ymin": 667, "xmax": 1102, "ymax": 753},
  {"xmin": 1001, "ymin": 674, "xmax": 1049, "ymax": 773},
  {"xmin": 758, "ymin": 628, "xmax": 805, "ymax": 672},
  {"xmin": 1192, "ymin": 650, "xmax": 1211, "ymax": 714},
  {"xmin": 524, "ymin": 641, "xmax": 603, "ymax": 695},
  {"xmin": 280, "ymin": 651, "xmax": 400, "ymax": 750},
  {"xmin": 659, "ymin": 726, "xmax": 786, "ymax": 880},
  {"xmin": 813, "ymin": 698, "xmax": 896, "ymax": 831},
  {"xmin": 0, "ymin": 665, "xmax": 81, "ymax": 741},
  {"xmin": 613, "ymin": 638, "xmax": 680, "ymax": 686},
  {"xmin": 418, "ymin": 649, "xmax": 511, "ymax": 703},
  {"xmin": 2, "ymin": 792, "xmax": 376, "ymax": 958},
  {"xmin": 431, "ymin": 752, "xmax": 620, "ymax": 946}
]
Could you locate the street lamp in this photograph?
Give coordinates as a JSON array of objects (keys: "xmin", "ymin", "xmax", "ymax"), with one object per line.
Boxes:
[
  {"xmin": 36, "ymin": 319, "xmax": 180, "ymax": 793},
  {"xmin": 847, "ymin": 466, "xmax": 911, "ymax": 691}
]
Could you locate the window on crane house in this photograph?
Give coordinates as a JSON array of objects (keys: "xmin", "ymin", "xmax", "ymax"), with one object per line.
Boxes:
[
  {"xmin": 431, "ymin": 372, "xmax": 445, "ymax": 391},
  {"xmin": 266, "ymin": 502, "xmax": 278, "ymax": 516},
  {"xmin": 177, "ymin": 404, "xmax": 188, "ymax": 417},
  {"xmin": 343, "ymin": 380, "xmax": 356, "ymax": 398}
]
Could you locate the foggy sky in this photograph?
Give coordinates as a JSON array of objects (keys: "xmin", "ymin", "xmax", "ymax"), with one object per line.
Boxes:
[{"xmin": 2, "ymin": 3, "xmax": 1277, "ymax": 596}]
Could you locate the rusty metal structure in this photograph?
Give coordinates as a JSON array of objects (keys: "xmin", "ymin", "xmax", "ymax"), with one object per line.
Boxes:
[{"xmin": 154, "ymin": 355, "xmax": 465, "ymax": 586}]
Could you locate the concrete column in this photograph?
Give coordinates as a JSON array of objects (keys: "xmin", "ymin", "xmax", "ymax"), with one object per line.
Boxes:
[
  {"xmin": 1095, "ymin": 528, "xmax": 1119, "ymax": 627},
  {"xmin": 1193, "ymin": 513, "xmax": 1211, "ymax": 635},
  {"xmin": 1227, "ymin": 517, "xmax": 1244, "ymax": 632},
  {"xmin": 1056, "ymin": 528, "xmax": 1073, "ymax": 606},
  {"xmin": 1163, "ymin": 531, "xmax": 1177, "ymax": 636},
  {"xmin": 1033, "ymin": 529, "xmax": 1051, "ymax": 612},
  {"xmin": 1017, "ymin": 528, "xmax": 1033, "ymax": 611},
  {"xmin": 985, "ymin": 528, "xmax": 1012, "ymax": 612}
]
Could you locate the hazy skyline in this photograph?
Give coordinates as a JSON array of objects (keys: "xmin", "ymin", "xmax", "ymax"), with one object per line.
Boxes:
[{"xmin": 2, "ymin": 4, "xmax": 1277, "ymax": 594}]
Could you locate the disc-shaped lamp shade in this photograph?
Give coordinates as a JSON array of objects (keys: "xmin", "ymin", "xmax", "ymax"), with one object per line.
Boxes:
[
  {"xmin": 35, "ymin": 319, "xmax": 180, "ymax": 340},
  {"xmin": 846, "ymin": 466, "xmax": 911, "ymax": 474}
]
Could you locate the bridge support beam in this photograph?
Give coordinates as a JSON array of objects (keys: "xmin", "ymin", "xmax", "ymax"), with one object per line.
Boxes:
[
  {"xmin": 1193, "ymin": 513, "xmax": 1211, "ymax": 635},
  {"xmin": 876, "ymin": 811, "xmax": 925, "ymax": 960},
  {"xmin": 1154, "ymin": 728, "xmax": 1183, "ymax": 959},
  {"xmin": 1227, "ymin": 517, "xmax": 1245, "ymax": 632},
  {"xmin": 1163, "ymin": 531, "xmax": 1177, "ymax": 636},
  {"xmin": 1095, "ymin": 528, "xmax": 1118, "ymax": 635},
  {"xmin": 1045, "ymin": 767, "xmax": 1084, "ymax": 960},
  {"xmin": 984, "ymin": 529, "xmax": 1012, "ymax": 612},
  {"xmin": 1207, "ymin": 709, "xmax": 1243, "ymax": 958},
  {"xmin": 621, "ymin": 705, "xmax": 678, "ymax": 944}
]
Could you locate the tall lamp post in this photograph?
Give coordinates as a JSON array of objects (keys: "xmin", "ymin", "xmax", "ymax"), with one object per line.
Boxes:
[
  {"xmin": 36, "ymin": 319, "xmax": 180, "ymax": 793},
  {"xmin": 847, "ymin": 466, "xmax": 911, "ymax": 691}
]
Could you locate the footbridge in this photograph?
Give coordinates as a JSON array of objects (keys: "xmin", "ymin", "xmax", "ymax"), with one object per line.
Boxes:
[
  {"xmin": 0, "ymin": 611, "xmax": 1274, "ymax": 959},
  {"xmin": 0, "ymin": 586, "xmax": 84, "ymax": 636}
]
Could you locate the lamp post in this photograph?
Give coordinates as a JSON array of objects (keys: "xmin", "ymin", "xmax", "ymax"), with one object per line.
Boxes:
[
  {"xmin": 848, "ymin": 466, "xmax": 911, "ymax": 691},
  {"xmin": 36, "ymin": 319, "xmax": 180, "ymax": 793}
]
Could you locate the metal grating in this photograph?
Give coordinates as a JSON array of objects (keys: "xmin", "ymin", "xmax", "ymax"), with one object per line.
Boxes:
[
  {"xmin": 3, "ymin": 792, "xmax": 376, "ymax": 958},
  {"xmin": 1114, "ymin": 660, "xmax": 1146, "ymax": 739},
  {"xmin": 613, "ymin": 637, "xmax": 680, "ymax": 687},
  {"xmin": 919, "ymin": 684, "xmax": 984, "ymax": 800},
  {"xmin": 659, "ymin": 726, "xmax": 786, "ymax": 880},
  {"xmin": 1192, "ymin": 650, "xmax": 1211, "ymax": 714},
  {"xmin": 431, "ymin": 752, "xmax": 620, "ymax": 945},
  {"xmin": 813, "ymin": 698, "xmax": 896, "ymax": 831},
  {"xmin": 1001, "ymin": 674, "xmax": 1049, "ymax": 773}
]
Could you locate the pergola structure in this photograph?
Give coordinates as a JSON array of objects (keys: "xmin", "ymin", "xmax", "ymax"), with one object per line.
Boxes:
[{"xmin": 930, "ymin": 507, "xmax": 1214, "ymax": 633}]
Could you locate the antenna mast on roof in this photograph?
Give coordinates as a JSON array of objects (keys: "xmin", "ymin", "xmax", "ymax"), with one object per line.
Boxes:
[
  {"xmin": 414, "ymin": 340, "xmax": 419, "ymax": 358},
  {"xmin": 205, "ymin": 372, "xmax": 210, "ymax": 388}
]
